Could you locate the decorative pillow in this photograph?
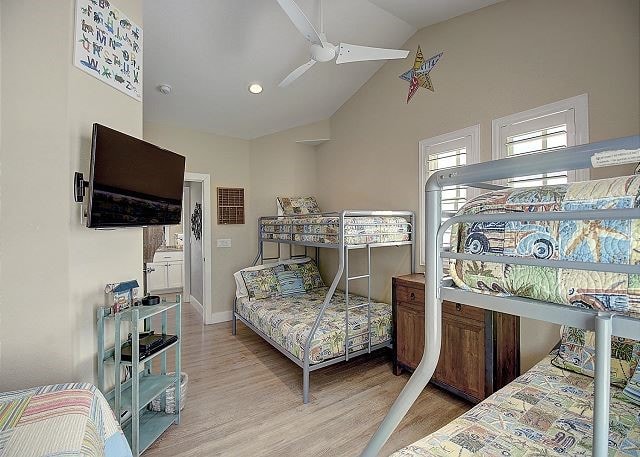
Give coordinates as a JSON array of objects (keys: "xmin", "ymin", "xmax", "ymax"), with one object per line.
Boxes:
[
  {"xmin": 284, "ymin": 260, "xmax": 324, "ymax": 291},
  {"xmin": 276, "ymin": 197, "xmax": 321, "ymax": 216},
  {"xmin": 240, "ymin": 264, "xmax": 284, "ymax": 300},
  {"xmin": 623, "ymin": 359, "xmax": 640, "ymax": 405},
  {"xmin": 276, "ymin": 270, "xmax": 305, "ymax": 296},
  {"xmin": 551, "ymin": 326, "xmax": 639, "ymax": 387},
  {"xmin": 635, "ymin": 162, "xmax": 639, "ymax": 174}
]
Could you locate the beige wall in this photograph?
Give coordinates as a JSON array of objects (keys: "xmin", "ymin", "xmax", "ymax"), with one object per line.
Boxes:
[
  {"xmin": 249, "ymin": 120, "xmax": 327, "ymax": 258},
  {"xmin": 315, "ymin": 0, "xmax": 640, "ymax": 372},
  {"xmin": 0, "ymin": 0, "xmax": 143, "ymax": 391},
  {"xmin": 143, "ymin": 120, "xmax": 323, "ymax": 320},
  {"xmin": 143, "ymin": 123, "xmax": 252, "ymax": 321}
]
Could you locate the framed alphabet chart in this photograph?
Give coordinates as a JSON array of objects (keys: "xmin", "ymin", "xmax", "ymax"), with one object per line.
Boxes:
[{"xmin": 74, "ymin": 0, "xmax": 143, "ymax": 101}]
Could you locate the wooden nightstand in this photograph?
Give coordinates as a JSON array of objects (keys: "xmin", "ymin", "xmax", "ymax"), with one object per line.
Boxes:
[{"xmin": 392, "ymin": 273, "xmax": 520, "ymax": 403}]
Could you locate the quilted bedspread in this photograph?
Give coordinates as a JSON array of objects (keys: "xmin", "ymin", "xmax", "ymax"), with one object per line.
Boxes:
[
  {"xmin": 237, "ymin": 287, "xmax": 392, "ymax": 364},
  {"xmin": 392, "ymin": 355, "xmax": 640, "ymax": 456},
  {"xmin": 0, "ymin": 383, "xmax": 131, "ymax": 457},
  {"xmin": 262, "ymin": 215, "xmax": 410, "ymax": 245},
  {"xmin": 450, "ymin": 175, "xmax": 640, "ymax": 317}
]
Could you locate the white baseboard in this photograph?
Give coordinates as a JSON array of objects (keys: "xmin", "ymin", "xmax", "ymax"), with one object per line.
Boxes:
[
  {"xmin": 209, "ymin": 310, "xmax": 233, "ymax": 324},
  {"xmin": 189, "ymin": 295, "xmax": 204, "ymax": 317}
]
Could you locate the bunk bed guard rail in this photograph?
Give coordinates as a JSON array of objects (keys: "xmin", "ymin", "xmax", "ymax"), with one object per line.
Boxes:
[{"xmin": 362, "ymin": 135, "xmax": 640, "ymax": 457}]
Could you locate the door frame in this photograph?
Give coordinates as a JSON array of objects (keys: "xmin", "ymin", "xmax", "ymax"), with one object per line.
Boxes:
[
  {"xmin": 182, "ymin": 186, "xmax": 191, "ymax": 302},
  {"xmin": 184, "ymin": 172, "xmax": 213, "ymax": 325}
]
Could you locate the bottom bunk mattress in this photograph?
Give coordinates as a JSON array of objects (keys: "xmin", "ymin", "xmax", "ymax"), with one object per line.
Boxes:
[
  {"xmin": 261, "ymin": 215, "xmax": 411, "ymax": 245},
  {"xmin": 236, "ymin": 286, "xmax": 392, "ymax": 364},
  {"xmin": 392, "ymin": 356, "xmax": 639, "ymax": 456},
  {"xmin": 0, "ymin": 383, "xmax": 131, "ymax": 457}
]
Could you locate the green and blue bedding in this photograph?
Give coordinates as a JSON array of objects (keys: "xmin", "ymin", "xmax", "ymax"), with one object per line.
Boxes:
[
  {"xmin": 392, "ymin": 355, "xmax": 640, "ymax": 456},
  {"xmin": 236, "ymin": 287, "xmax": 392, "ymax": 364},
  {"xmin": 449, "ymin": 175, "xmax": 640, "ymax": 318},
  {"xmin": 261, "ymin": 215, "xmax": 411, "ymax": 245}
]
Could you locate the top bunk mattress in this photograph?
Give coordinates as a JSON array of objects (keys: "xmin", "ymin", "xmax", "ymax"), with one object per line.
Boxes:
[
  {"xmin": 391, "ymin": 355, "xmax": 640, "ymax": 456},
  {"xmin": 261, "ymin": 215, "xmax": 411, "ymax": 245},
  {"xmin": 449, "ymin": 175, "xmax": 640, "ymax": 318}
]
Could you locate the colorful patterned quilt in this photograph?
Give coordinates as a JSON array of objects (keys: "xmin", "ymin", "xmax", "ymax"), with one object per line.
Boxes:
[
  {"xmin": 262, "ymin": 215, "xmax": 411, "ymax": 245},
  {"xmin": 236, "ymin": 287, "xmax": 392, "ymax": 364},
  {"xmin": 450, "ymin": 175, "xmax": 640, "ymax": 317},
  {"xmin": 0, "ymin": 383, "xmax": 131, "ymax": 457},
  {"xmin": 392, "ymin": 356, "xmax": 640, "ymax": 456}
]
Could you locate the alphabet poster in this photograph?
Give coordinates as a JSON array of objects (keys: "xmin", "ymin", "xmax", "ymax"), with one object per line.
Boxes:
[{"xmin": 74, "ymin": 0, "xmax": 142, "ymax": 101}]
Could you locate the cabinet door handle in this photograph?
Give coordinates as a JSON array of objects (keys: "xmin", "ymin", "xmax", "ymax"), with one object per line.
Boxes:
[
  {"xmin": 456, "ymin": 303, "xmax": 462, "ymax": 312},
  {"xmin": 410, "ymin": 292, "xmax": 416, "ymax": 300}
]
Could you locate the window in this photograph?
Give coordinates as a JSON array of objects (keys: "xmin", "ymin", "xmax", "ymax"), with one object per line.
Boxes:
[
  {"xmin": 492, "ymin": 94, "xmax": 589, "ymax": 186},
  {"xmin": 419, "ymin": 125, "xmax": 480, "ymax": 265}
]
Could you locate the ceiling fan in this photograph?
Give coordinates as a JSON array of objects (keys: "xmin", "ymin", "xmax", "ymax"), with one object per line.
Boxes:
[{"xmin": 276, "ymin": 0, "xmax": 410, "ymax": 87}]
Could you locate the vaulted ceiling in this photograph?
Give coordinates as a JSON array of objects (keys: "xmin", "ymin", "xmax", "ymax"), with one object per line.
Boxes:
[{"xmin": 143, "ymin": 1, "xmax": 503, "ymax": 139}]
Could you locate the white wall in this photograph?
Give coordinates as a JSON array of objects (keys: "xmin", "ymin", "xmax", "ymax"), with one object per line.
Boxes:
[
  {"xmin": 0, "ymin": 0, "xmax": 143, "ymax": 391},
  {"xmin": 315, "ymin": 0, "xmax": 640, "ymax": 372},
  {"xmin": 188, "ymin": 182, "xmax": 204, "ymax": 304}
]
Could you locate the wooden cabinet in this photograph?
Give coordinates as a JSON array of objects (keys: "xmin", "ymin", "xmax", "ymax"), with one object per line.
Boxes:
[
  {"xmin": 392, "ymin": 273, "xmax": 520, "ymax": 403},
  {"xmin": 147, "ymin": 250, "xmax": 184, "ymax": 292}
]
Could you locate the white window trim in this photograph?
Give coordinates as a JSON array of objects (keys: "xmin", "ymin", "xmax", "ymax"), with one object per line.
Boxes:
[
  {"xmin": 492, "ymin": 94, "xmax": 590, "ymax": 183},
  {"xmin": 418, "ymin": 124, "xmax": 480, "ymax": 266}
]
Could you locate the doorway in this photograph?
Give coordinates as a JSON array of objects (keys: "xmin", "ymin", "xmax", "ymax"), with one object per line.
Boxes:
[{"xmin": 142, "ymin": 173, "xmax": 212, "ymax": 324}]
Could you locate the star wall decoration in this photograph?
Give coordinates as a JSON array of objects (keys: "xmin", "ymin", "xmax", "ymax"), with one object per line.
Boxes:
[{"xmin": 399, "ymin": 46, "xmax": 443, "ymax": 103}]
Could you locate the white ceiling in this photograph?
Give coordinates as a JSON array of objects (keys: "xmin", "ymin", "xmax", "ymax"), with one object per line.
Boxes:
[{"xmin": 143, "ymin": 1, "xmax": 502, "ymax": 140}]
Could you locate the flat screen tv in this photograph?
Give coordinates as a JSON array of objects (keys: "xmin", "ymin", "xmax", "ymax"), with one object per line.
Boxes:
[{"xmin": 87, "ymin": 124, "xmax": 186, "ymax": 228}]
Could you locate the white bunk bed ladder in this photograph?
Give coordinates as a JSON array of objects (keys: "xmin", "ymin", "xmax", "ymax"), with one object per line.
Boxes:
[{"xmin": 344, "ymin": 244, "xmax": 374, "ymax": 361}]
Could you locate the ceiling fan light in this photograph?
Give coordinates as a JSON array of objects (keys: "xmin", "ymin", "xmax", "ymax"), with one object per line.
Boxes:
[{"xmin": 248, "ymin": 83, "xmax": 263, "ymax": 94}]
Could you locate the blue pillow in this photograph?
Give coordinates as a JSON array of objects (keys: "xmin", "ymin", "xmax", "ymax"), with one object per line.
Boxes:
[{"xmin": 277, "ymin": 270, "xmax": 305, "ymax": 296}]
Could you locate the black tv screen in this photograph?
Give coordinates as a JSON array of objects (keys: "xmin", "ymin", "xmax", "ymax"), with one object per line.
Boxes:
[{"xmin": 87, "ymin": 124, "xmax": 186, "ymax": 228}]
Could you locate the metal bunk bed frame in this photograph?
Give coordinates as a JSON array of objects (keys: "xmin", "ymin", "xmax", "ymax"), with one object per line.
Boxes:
[
  {"xmin": 232, "ymin": 210, "xmax": 416, "ymax": 404},
  {"xmin": 363, "ymin": 135, "xmax": 640, "ymax": 457}
]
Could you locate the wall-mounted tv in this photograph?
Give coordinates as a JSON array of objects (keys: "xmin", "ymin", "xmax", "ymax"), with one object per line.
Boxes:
[{"xmin": 87, "ymin": 124, "xmax": 186, "ymax": 228}]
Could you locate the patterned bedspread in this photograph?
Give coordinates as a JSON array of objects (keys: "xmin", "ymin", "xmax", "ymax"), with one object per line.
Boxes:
[
  {"xmin": 392, "ymin": 356, "xmax": 640, "ymax": 456},
  {"xmin": 450, "ymin": 175, "xmax": 640, "ymax": 317},
  {"xmin": 0, "ymin": 383, "xmax": 131, "ymax": 457},
  {"xmin": 236, "ymin": 287, "xmax": 392, "ymax": 364},
  {"xmin": 262, "ymin": 215, "xmax": 410, "ymax": 245}
]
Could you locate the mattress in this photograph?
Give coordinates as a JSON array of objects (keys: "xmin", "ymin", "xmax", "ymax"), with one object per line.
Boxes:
[
  {"xmin": 261, "ymin": 215, "xmax": 411, "ymax": 245},
  {"xmin": 450, "ymin": 175, "xmax": 640, "ymax": 317},
  {"xmin": 0, "ymin": 383, "xmax": 132, "ymax": 457},
  {"xmin": 392, "ymin": 355, "xmax": 640, "ymax": 456},
  {"xmin": 236, "ymin": 286, "xmax": 392, "ymax": 364}
]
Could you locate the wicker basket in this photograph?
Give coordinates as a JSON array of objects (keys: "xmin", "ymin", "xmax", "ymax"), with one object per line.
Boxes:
[{"xmin": 149, "ymin": 372, "xmax": 187, "ymax": 414}]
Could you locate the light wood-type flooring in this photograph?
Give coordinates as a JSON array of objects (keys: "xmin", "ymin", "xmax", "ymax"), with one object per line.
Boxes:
[{"xmin": 145, "ymin": 300, "xmax": 470, "ymax": 457}]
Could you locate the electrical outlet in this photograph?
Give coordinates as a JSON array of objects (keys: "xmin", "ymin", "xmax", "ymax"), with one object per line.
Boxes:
[{"xmin": 217, "ymin": 239, "xmax": 232, "ymax": 248}]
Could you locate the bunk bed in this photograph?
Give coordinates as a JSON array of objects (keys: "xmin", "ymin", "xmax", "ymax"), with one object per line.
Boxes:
[
  {"xmin": 362, "ymin": 135, "xmax": 640, "ymax": 457},
  {"xmin": 232, "ymin": 209, "xmax": 415, "ymax": 403}
]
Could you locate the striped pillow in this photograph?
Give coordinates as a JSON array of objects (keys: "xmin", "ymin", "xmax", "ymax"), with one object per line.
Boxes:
[{"xmin": 276, "ymin": 270, "xmax": 305, "ymax": 296}]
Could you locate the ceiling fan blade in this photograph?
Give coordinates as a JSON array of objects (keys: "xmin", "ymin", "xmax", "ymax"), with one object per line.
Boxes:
[
  {"xmin": 276, "ymin": 0, "xmax": 323, "ymax": 46},
  {"xmin": 279, "ymin": 60, "xmax": 317, "ymax": 87},
  {"xmin": 336, "ymin": 43, "xmax": 409, "ymax": 64}
]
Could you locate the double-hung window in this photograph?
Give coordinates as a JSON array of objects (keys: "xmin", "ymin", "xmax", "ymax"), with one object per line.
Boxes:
[
  {"xmin": 492, "ymin": 94, "xmax": 589, "ymax": 186},
  {"xmin": 419, "ymin": 125, "xmax": 479, "ymax": 265}
]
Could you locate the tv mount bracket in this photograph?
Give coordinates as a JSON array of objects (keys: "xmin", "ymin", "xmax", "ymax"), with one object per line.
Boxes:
[{"xmin": 74, "ymin": 172, "xmax": 89, "ymax": 203}]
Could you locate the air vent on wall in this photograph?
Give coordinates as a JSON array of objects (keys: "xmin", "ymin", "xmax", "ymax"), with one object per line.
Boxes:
[{"xmin": 217, "ymin": 187, "xmax": 245, "ymax": 225}]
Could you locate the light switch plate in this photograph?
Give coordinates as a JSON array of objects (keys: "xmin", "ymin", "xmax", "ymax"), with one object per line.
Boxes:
[{"xmin": 217, "ymin": 239, "xmax": 232, "ymax": 248}]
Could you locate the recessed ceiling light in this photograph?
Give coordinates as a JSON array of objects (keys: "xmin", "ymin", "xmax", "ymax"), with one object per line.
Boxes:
[
  {"xmin": 158, "ymin": 84, "xmax": 172, "ymax": 95},
  {"xmin": 248, "ymin": 83, "xmax": 263, "ymax": 94}
]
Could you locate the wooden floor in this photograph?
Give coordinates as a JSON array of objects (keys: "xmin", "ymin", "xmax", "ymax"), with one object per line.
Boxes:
[{"xmin": 145, "ymin": 301, "xmax": 470, "ymax": 457}]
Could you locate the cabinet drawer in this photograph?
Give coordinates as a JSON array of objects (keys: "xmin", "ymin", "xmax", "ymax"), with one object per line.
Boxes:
[
  {"xmin": 395, "ymin": 284, "xmax": 424, "ymax": 307},
  {"xmin": 442, "ymin": 300, "xmax": 485, "ymax": 323}
]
